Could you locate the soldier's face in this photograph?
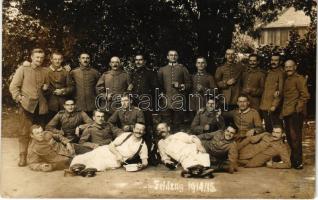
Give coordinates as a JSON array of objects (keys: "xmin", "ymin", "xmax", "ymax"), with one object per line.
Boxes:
[
  {"xmin": 284, "ymin": 60, "xmax": 297, "ymax": 76},
  {"xmin": 31, "ymin": 127, "xmax": 44, "ymax": 142},
  {"xmin": 237, "ymin": 97, "xmax": 250, "ymax": 111},
  {"xmin": 196, "ymin": 58, "xmax": 207, "ymax": 71},
  {"xmin": 156, "ymin": 123, "xmax": 170, "ymax": 138},
  {"xmin": 31, "ymin": 52, "xmax": 45, "ymax": 67},
  {"xmin": 110, "ymin": 57, "xmax": 121, "ymax": 71},
  {"xmin": 79, "ymin": 54, "xmax": 90, "ymax": 67},
  {"xmin": 121, "ymin": 96, "xmax": 130, "ymax": 109},
  {"xmin": 135, "ymin": 55, "xmax": 145, "ymax": 68},
  {"xmin": 270, "ymin": 56, "xmax": 280, "ymax": 68},
  {"xmin": 167, "ymin": 51, "xmax": 178, "ymax": 63},
  {"xmin": 93, "ymin": 111, "xmax": 105, "ymax": 125},
  {"xmin": 272, "ymin": 127, "xmax": 283, "ymax": 139},
  {"xmin": 225, "ymin": 49, "xmax": 235, "ymax": 63},
  {"xmin": 224, "ymin": 126, "xmax": 236, "ymax": 140},
  {"xmin": 133, "ymin": 124, "xmax": 146, "ymax": 138},
  {"xmin": 248, "ymin": 56, "xmax": 258, "ymax": 68},
  {"xmin": 206, "ymin": 100, "xmax": 216, "ymax": 111},
  {"xmin": 64, "ymin": 100, "xmax": 75, "ymax": 113},
  {"xmin": 51, "ymin": 54, "xmax": 63, "ymax": 68}
]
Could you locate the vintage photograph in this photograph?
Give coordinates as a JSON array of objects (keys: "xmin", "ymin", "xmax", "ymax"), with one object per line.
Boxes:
[{"xmin": 1, "ymin": 0, "xmax": 316, "ymax": 198}]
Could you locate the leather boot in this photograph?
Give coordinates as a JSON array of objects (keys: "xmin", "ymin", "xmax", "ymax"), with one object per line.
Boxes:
[{"xmin": 18, "ymin": 153, "xmax": 27, "ymax": 167}]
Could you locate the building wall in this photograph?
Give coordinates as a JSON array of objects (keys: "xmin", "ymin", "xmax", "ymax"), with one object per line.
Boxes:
[{"xmin": 259, "ymin": 27, "xmax": 308, "ymax": 46}]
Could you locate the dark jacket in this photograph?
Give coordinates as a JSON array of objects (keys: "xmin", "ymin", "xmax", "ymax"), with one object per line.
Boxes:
[
  {"xmin": 108, "ymin": 106, "xmax": 145, "ymax": 131},
  {"xmin": 190, "ymin": 108, "xmax": 225, "ymax": 134}
]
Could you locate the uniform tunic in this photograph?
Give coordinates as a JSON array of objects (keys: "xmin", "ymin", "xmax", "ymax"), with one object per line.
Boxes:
[
  {"xmin": 190, "ymin": 108, "xmax": 225, "ymax": 134},
  {"xmin": 108, "ymin": 106, "xmax": 145, "ymax": 131}
]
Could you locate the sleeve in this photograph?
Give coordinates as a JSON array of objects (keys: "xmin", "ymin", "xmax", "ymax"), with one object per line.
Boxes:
[
  {"xmin": 81, "ymin": 112, "xmax": 93, "ymax": 124},
  {"xmin": 63, "ymin": 72, "xmax": 74, "ymax": 95},
  {"xmin": 95, "ymin": 74, "xmax": 105, "ymax": 94},
  {"xmin": 110, "ymin": 124, "xmax": 124, "ymax": 137},
  {"xmin": 108, "ymin": 111, "xmax": 120, "ymax": 126},
  {"xmin": 9, "ymin": 67, "xmax": 24, "ymax": 101},
  {"xmin": 215, "ymin": 67, "xmax": 228, "ymax": 89},
  {"xmin": 251, "ymin": 73, "xmax": 265, "ymax": 97},
  {"xmin": 45, "ymin": 113, "xmax": 64, "ymax": 135},
  {"xmin": 138, "ymin": 142, "xmax": 148, "ymax": 160},
  {"xmin": 295, "ymin": 76, "xmax": 310, "ymax": 111},
  {"xmin": 217, "ymin": 115, "xmax": 226, "ymax": 130},
  {"xmin": 196, "ymin": 131, "xmax": 216, "ymax": 140},
  {"xmin": 228, "ymin": 142, "xmax": 238, "ymax": 164},
  {"xmin": 151, "ymin": 71, "xmax": 160, "ymax": 91},
  {"xmin": 253, "ymin": 111, "xmax": 264, "ymax": 134},
  {"xmin": 272, "ymin": 72, "xmax": 284, "ymax": 108},
  {"xmin": 270, "ymin": 144, "xmax": 292, "ymax": 169},
  {"xmin": 182, "ymin": 67, "xmax": 192, "ymax": 90},
  {"xmin": 208, "ymin": 75, "xmax": 217, "ymax": 92},
  {"xmin": 136, "ymin": 109, "xmax": 145, "ymax": 124},
  {"xmin": 190, "ymin": 111, "xmax": 203, "ymax": 134},
  {"xmin": 157, "ymin": 68, "xmax": 164, "ymax": 92},
  {"xmin": 78, "ymin": 128, "xmax": 96, "ymax": 149},
  {"xmin": 52, "ymin": 133, "xmax": 71, "ymax": 145},
  {"xmin": 158, "ymin": 140, "xmax": 171, "ymax": 162}
]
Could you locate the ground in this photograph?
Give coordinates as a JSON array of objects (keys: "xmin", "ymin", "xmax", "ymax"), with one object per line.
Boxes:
[{"xmin": 0, "ymin": 108, "xmax": 316, "ymax": 198}]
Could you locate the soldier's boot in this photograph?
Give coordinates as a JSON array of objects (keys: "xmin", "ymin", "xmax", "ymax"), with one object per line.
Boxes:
[{"xmin": 18, "ymin": 153, "xmax": 27, "ymax": 167}]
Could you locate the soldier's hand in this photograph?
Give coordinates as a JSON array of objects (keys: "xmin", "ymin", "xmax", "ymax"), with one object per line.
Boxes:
[
  {"xmin": 179, "ymin": 84, "xmax": 185, "ymax": 91},
  {"xmin": 270, "ymin": 106, "xmax": 276, "ymax": 112},
  {"xmin": 16, "ymin": 95, "xmax": 23, "ymax": 103},
  {"xmin": 226, "ymin": 78, "xmax": 236, "ymax": 86},
  {"xmin": 273, "ymin": 91, "xmax": 280, "ymax": 97},
  {"xmin": 203, "ymin": 124, "xmax": 210, "ymax": 131},
  {"xmin": 246, "ymin": 129, "xmax": 255, "ymax": 137},
  {"xmin": 54, "ymin": 89, "xmax": 63, "ymax": 96},
  {"xmin": 127, "ymin": 84, "xmax": 133, "ymax": 91},
  {"xmin": 243, "ymin": 88, "xmax": 251, "ymax": 94},
  {"xmin": 266, "ymin": 160, "xmax": 273, "ymax": 167},
  {"xmin": 93, "ymin": 144, "xmax": 100, "ymax": 149},
  {"xmin": 75, "ymin": 127, "xmax": 80, "ymax": 136},
  {"xmin": 66, "ymin": 143, "xmax": 75, "ymax": 155},
  {"xmin": 123, "ymin": 125, "xmax": 131, "ymax": 132},
  {"xmin": 64, "ymin": 64, "xmax": 71, "ymax": 72},
  {"xmin": 42, "ymin": 84, "xmax": 49, "ymax": 91},
  {"xmin": 196, "ymin": 84, "xmax": 203, "ymax": 91}
]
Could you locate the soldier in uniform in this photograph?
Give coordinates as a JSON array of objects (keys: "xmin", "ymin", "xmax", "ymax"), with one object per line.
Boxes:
[
  {"xmin": 69, "ymin": 52, "xmax": 100, "ymax": 116},
  {"xmin": 241, "ymin": 54, "xmax": 265, "ymax": 110},
  {"xmin": 238, "ymin": 125, "xmax": 291, "ymax": 169},
  {"xmin": 157, "ymin": 50, "xmax": 191, "ymax": 131},
  {"xmin": 77, "ymin": 110, "xmax": 123, "ymax": 154},
  {"xmin": 9, "ymin": 48, "xmax": 49, "ymax": 166},
  {"xmin": 223, "ymin": 94, "xmax": 263, "ymax": 139},
  {"xmin": 108, "ymin": 94, "xmax": 145, "ymax": 132},
  {"xmin": 260, "ymin": 53, "xmax": 285, "ymax": 132},
  {"xmin": 27, "ymin": 125, "xmax": 75, "ymax": 172},
  {"xmin": 189, "ymin": 57, "xmax": 217, "ymax": 118},
  {"xmin": 281, "ymin": 59, "xmax": 310, "ymax": 169},
  {"xmin": 190, "ymin": 99, "xmax": 225, "ymax": 135},
  {"xmin": 46, "ymin": 52, "xmax": 73, "ymax": 118},
  {"xmin": 215, "ymin": 49, "xmax": 244, "ymax": 110},
  {"xmin": 46, "ymin": 99, "xmax": 93, "ymax": 143},
  {"xmin": 96, "ymin": 56, "xmax": 132, "ymax": 113}
]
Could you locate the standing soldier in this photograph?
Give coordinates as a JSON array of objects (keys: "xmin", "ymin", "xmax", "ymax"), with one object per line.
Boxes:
[
  {"xmin": 46, "ymin": 52, "xmax": 73, "ymax": 118},
  {"xmin": 70, "ymin": 52, "xmax": 100, "ymax": 116},
  {"xmin": 281, "ymin": 59, "xmax": 310, "ymax": 169},
  {"xmin": 241, "ymin": 54, "xmax": 265, "ymax": 110},
  {"xmin": 9, "ymin": 48, "xmax": 49, "ymax": 166},
  {"xmin": 189, "ymin": 57, "xmax": 217, "ymax": 118},
  {"xmin": 96, "ymin": 56, "xmax": 132, "ymax": 113},
  {"xmin": 158, "ymin": 50, "xmax": 191, "ymax": 131},
  {"xmin": 260, "ymin": 53, "xmax": 285, "ymax": 132},
  {"xmin": 215, "ymin": 49, "xmax": 244, "ymax": 111}
]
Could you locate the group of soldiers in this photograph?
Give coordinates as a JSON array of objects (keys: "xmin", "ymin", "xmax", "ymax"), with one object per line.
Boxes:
[{"xmin": 9, "ymin": 47, "xmax": 310, "ymax": 177}]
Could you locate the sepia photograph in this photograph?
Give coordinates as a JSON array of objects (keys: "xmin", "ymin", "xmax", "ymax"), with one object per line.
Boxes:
[{"xmin": 1, "ymin": 0, "xmax": 316, "ymax": 198}]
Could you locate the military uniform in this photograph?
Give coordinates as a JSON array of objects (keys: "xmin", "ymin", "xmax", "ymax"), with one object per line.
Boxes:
[
  {"xmin": 77, "ymin": 122, "xmax": 123, "ymax": 153},
  {"xmin": 96, "ymin": 69, "xmax": 131, "ymax": 111},
  {"xmin": 190, "ymin": 108, "xmax": 225, "ymax": 134},
  {"xmin": 70, "ymin": 66, "xmax": 100, "ymax": 113},
  {"xmin": 158, "ymin": 63, "xmax": 191, "ymax": 129},
  {"xmin": 47, "ymin": 65, "xmax": 73, "ymax": 113},
  {"xmin": 27, "ymin": 131, "xmax": 74, "ymax": 172},
  {"xmin": 238, "ymin": 133, "xmax": 291, "ymax": 168},
  {"xmin": 281, "ymin": 73, "xmax": 310, "ymax": 168},
  {"xmin": 241, "ymin": 67, "xmax": 265, "ymax": 109},
  {"xmin": 190, "ymin": 71, "xmax": 217, "ymax": 111},
  {"xmin": 197, "ymin": 130, "xmax": 238, "ymax": 172},
  {"xmin": 46, "ymin": 110, "xmax": 93, "ymax": 143},
  {"xmin": 9, "ymin": 63, "xmax": 49, "ymax": 161},
  {"xmin": 215, "ymin": 63, "xmax": 244, "ymax": 108},
  {"xmin": 223, "ymin": 108, "xmax": 263, "ymax": 138},
  {"xmin": 108, "ymin": 106, "xmax": 145, "ymax": 131},
  {"xmin": 259, "ymin": 67, "xmax": 285, "ymax": 132}
]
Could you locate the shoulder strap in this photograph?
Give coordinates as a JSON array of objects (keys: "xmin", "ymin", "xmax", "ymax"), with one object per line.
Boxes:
[{"xmin": 117, "ymin": 133, "xmax": 133, "ymax": 146}]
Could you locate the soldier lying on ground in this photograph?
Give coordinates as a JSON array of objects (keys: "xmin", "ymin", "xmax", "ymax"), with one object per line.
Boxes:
[
  {"xmin": 197, "ymin": 125, "xmax": 239, "ymax": 174},
  {"xmin": 68, "ymin": 123, "xmax": 148, "ymax": 177},
  {"xmin": 27, "ymin": 124, "xmax": 75, "ymax": 172},
  {"xmin": 237, "ymin": 125, "xmax": 291, "ymax": 169},
  {"xmin": 156, "ymin": 123, "xmax": 214, "ymax": 178}
]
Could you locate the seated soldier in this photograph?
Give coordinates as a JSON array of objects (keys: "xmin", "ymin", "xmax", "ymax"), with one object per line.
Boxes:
[
  {"xmin": 156, "ymin": 123, "xmax": 214, "ymax": 178},
  {"xmin": 27, "ymin": 124, "xmax": 75, "ymax": 172},
  {"xmin": 238, "ymin": 125, "xmax": 291, "ymax": 169},
  {"xmin": 197, "ymin": 125, "xmax": 239, "ymax": 173},
  {"xmin": 223, "ymin": 94, "xmax": 263, "ymax": 140},
  {"xmin": 191, "ymin": 99, "xmax": 225, "ymax": 134},
  {"xmin": 76, "ymin": 109, "xmax": 123, "ymax": 154},
  {"xmin": 68, "ymin": 123, "xmax": 148, "ymax": 177},
  {"xmin": 46, "ymin": 99, "xmax": 93, "ymax": 143},
  {"xmin": 108, "ymin": 94, "xmax": 145, "ymax": 132}
]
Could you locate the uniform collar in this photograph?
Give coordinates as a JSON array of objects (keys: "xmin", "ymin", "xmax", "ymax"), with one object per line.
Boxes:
[
  {"xmin": 80, "ymin": 66, "xmax": 91, "ymax": 70},
  {"xmin": 109, "ymin": 69, "xmax": 123, "ymax": 75},
  {"xmin": 49, "ymin": 65, "xmax": 63, "ymax": 72},
  {"xmin": 196, "ymin": 70, "xmax": 207, "ymax": 76},
  {"xmin": 168, "ymin": 62, "xmax": 178, "ymax": 66},
  {"xmin": 30, "ymin": 63, "xmax": 40, "ymax": 69},
  {"xmin": 92, "ymin": 122, "xmax": 105, "ymax": 129},
  {"xmin": 238, "ymin": 107, "xmax": 251, "ymax": 114}
]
